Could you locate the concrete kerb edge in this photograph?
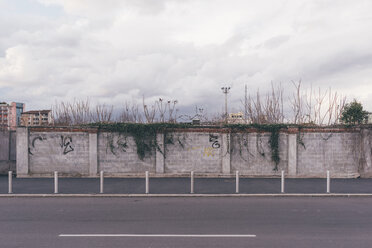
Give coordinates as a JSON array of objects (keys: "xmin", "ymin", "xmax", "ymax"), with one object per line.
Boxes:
[
  {"xmin": 1, "ymin": 193, "xmax": 372, "ymax": 198},
  {"xmin": 15, "ymin": 173, "xmax": 361, "ymax": 179}
]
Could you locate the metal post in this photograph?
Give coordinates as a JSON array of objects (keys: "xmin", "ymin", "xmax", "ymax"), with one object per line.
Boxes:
[
  {"xmin": 235, "ymin": 171, "xmax": 239, "ymax": 193},
  {"xmin": 8, "ymin": 171, "xmax": 12, "ymax": 194},
  {"xmin": 100, "ymin": 171, "xmax": 104, "ymax": 194},
  {"xmin": 225, "ymin": 92, "xmax": 228, "ymax": 123},
  {"xmin": 54, "ymin": 171, "xmax": 58, "ymax": 194},
  {"xmin": 327, "ymin": 170, "xmax": 330, "ymax": 193},
  {"xmin": 221, "ymin": 86, "xmax": 231, "ymax": 123},
  {"xmin": 190, "ymin": 171, "xmax": 194, "ymax": 194},
  {"xmin": 281, "ymin": 170, "xmax": 285, "ymax": 193},
  {"xmin": 145, "ymin": 171, "xmax": 149, "ymax": 194}
]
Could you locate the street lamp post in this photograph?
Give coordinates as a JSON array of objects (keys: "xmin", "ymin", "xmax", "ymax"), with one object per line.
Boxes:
[{"xmin": 221, "ymin": 86, "xmax": 231, "ymax": 123}]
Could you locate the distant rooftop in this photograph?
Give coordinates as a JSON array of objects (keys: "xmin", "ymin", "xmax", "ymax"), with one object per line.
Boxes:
[{"xmin": 22, "ymin": 110, "xmax": 51, "ymax": 114}]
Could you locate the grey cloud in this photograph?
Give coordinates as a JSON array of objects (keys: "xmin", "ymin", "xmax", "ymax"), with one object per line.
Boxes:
[
  {"xmin": 1, "ymin": 0, "xmax": 372, "ymax": 113},
  {"xmin": 261, "ymin": 35, "xmax": 291, "ymax": 49}
]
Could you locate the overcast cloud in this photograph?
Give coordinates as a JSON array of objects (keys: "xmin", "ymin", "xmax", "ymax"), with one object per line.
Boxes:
[{"xmin": 0, "ymin": 0, "xmax": 372, "ymax": 116}]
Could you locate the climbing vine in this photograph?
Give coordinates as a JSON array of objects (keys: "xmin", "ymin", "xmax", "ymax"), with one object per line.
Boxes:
[
  {"xmin": 87, "ymin": 123, "xmax": 197, "ymax": 160},
  {"xmin": 106, "ymin": 133, "xmax": 128, "ymax": 155},
  {"xmin": 79, "ymin": 123, "xmax": 372, "ymax": 168},
  {"xmin": 231, "ymin": 133, "xmax": 254, "ymax": 162},
  {"xmin": 297, "ymin": 126, "xmax": 306, "ymax": 149},
  {"xmin": 226, "ymin": 124, "xmax": 288, "ymax": 171}
]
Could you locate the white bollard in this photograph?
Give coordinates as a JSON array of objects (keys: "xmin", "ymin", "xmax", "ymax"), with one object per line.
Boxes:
[
  {"xmin": 190, "ymin": 171, "xmax": 194, "ymax": 194},
  {"xmin": 8, "ymin": 171, "xmax": 12, "ymax": 194},
  {"xmin": 327, "ymin": 170, "xmax": 330, "ymax": 193},
  {"xmin": 281, "ymin": 170, "xmax": 285, "ymax": 193},
  {"xmin": 145, "ymin": 171, "xmax": 149, "ymax": 194},
  {"xmin": 54, "ymin": 171, "xmax": 58, "ymax": 194},
  {"xmin": 235, "ymin": 171, "xmax": 239, "ymax": 193},
  {"xmin": 100, "ymin": 171, "xmax": 104, "ymax": 194}
]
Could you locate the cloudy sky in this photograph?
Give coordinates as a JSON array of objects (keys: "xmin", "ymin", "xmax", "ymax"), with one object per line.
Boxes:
[{"xmin": 0, "ymin": 0, "xmax": 372, "ymax": 117}]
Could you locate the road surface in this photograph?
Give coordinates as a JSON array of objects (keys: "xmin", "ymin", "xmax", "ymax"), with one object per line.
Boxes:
[{"xmin": 0, "ymin": 197, "xmax": 371, "ymax": 247}]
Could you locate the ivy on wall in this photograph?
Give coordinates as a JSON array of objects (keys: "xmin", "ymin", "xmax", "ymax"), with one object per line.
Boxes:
[
  {"xmin": 86, "ymin": 122, "xmax": 362, "ymax": 169},
  {"xmin": 88, "ymin": 123, "xmax": 195, "ymax": 160},
  {"xmin": 226, "ymin": 124, "xmax": 288, "ymax": 171}
]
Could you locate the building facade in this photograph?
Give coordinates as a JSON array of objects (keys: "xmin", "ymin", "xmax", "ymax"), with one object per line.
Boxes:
[
  {"xmin": 0, "ymin": 102, "xmax": 25, "ymax": 130},
  {"xmin": 20, "ymin": 110, "xmax": 53, "ymax": 127},
  {"xmin": 227, "ymin": 112, "xmax": 245, "ymax": 124}
]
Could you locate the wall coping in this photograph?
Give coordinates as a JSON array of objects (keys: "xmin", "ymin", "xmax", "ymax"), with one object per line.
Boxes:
[{"xmin": 24, "ymin": 125, "xmax": 366, "ymax": 134}]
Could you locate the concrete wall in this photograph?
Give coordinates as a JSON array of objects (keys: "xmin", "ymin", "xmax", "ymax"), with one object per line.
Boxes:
[
  {"xmin": 15, "ymin": 126, "xmax": 372, "ymax": 178},
  {"xmin": 297, "ymin": 132, "xmax": 361, "ymax": 177},
  {"xmin": 98, "ymin": 132, "xmax": 155, "ymax": 174},
  {"xmin": 230, "ymin": 133, "xmax": 288, "ymax": 176},
  {"xmin": 28, "ymin": 132, "xmax": 89, "ymax": 175},
  {"xmin": 0, "ymin": 131, "xmax": 16, "ymax": 173},
  {"xmin": 164, "ymin": 132, "xmax": 222, "ymax": 173},
  {"xmin": 362, "ymin": 129, "xmax": 372, "ymax": 176}
]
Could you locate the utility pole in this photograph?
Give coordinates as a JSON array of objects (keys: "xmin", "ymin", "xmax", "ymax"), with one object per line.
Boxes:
[
  {"xmin": 245, "ymin": 84, "xmax": 248, "ymax": 124},
  {"xmin": 221, "ymin": 86, "xmax": 231, "ymax": 123}
]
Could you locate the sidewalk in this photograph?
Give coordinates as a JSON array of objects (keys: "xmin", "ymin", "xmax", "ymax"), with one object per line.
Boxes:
[{"xmin": 1, "ymin": 176, "xmax": 372, "ymax": 194}]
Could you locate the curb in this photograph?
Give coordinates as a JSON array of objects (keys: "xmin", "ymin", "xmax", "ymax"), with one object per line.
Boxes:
[{"xmin": 1, "ymin": 193, "xmax": 372, "ymax": 198}]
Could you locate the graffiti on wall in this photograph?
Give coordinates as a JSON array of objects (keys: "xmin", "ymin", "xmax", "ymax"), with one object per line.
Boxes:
[
  {"xmin": 185, "ymin": 134, "xmax": 221, "ymax": 157},
  {"xmin": 60, "ymin": 135, "xmax": 74, "ymax": 154},
  {"xmin": 28, "ymin": 135, "xmax": 75, "ymax": 155},
  {"xmin": 187, "ymin": 146, "xmax": 217, "ymax": 157},
  {"xmin": 28, "ymin": 136, "xmax": 46, "ymax": 155},
  {"xmin": 203, "ymin": 147, "xmax": 216, "ymax": 157},
  {"xmin": 209, "ymin": 134, "xmax": 220, "ymax": 148},
  {"xmin": 106, "ymin": 134, "xmax": 128, "ymax": 156}
]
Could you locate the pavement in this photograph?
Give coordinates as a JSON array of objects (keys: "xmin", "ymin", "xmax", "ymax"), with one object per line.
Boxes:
[
  {"xmin": 1, "ymin": 176, "xmax": 372, "ymax": 194},
  {"xmin": 1, "ymin": 197, "xmax": 372, "ymax": 248}
]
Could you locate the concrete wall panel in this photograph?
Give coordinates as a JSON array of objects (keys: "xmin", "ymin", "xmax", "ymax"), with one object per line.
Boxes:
[
  {"xmin": 98, "ymin": 132, "xmax": 155, "ymax": 173},
  {"xmin": 164, "ymin": 132, "xmax": 222, "ymax": 173},
  {"xmin": 230, "ymin": 133, "xmax": 288, "ymax": 176},
  {"xmin": 28, "ymin": 132, "xmax": 89, "ymax": 175}
]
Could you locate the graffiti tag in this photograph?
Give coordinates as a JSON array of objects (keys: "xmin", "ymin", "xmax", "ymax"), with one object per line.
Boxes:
[
  {"xmin": 28, "ymin": 136, "xmax": 46, "ymax": 155},
  {"xmin": 60, "ymin": 135, "xmax": 74, "ymax": 155},
  {"xmin": 209, "ymin": 134, "xmax": 220, "ymax": 148}
]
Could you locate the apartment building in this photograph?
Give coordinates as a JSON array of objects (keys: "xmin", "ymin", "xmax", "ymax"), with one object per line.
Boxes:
[
  {"xmin": 21, "ymin": 110, "xmax": 53, "ymax": 126},
  {"xmin": 0, "ymin": 102, "xmax": 25, "ymax": 130},
  {"xmin": 227, "ymin": 112, "xmax": 245, "ymax": 124}
]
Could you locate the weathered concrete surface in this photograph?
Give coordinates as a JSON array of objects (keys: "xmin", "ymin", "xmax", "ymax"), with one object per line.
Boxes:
[
  {"xmin": 88, "ymin": 133, "xmax": 98, "ymax": 176},
  {"xmin": 0, "ymin": 131, "xmax": 10, "ymax": 161},
  {"xmin": 164, "ymin": 132, "xmax": 222, "ymax": 173},
  {"xmin": 98, "ymin": 132, "xmax": 155, "ymax": 174},
  {"xmin": 9, "ymin": 131, "xmax": 16, "ymax": 161},
  {"xmin": 0, "ymin": 161, "xmax": 15, "ymax": 173},
  {"xmin": 14, "ymin": 126, "xmax": 372, "ymax": 178},
  {"xmin": 297, "ymin": 132, "xmax": 360, "ymax": 178},
  {"xmin": 28, "ymin": 132, "xmax": 89, "ymax": 175},
  {"xmin": 230, "ymin": 133, "xmax": 287, "ymax": 176},
  {"xmin": 221, "ymin": 133, "xmax": 231, "ymax": 174},
  {"xmin": 16, "ymin": 128, "xmax": 28, "ymax": 176},
  {"xmin": 362, "ymin": 129, "xmax": 372, "ymax": 177},
  {"xmin": 287, "ymin": 134, "xmax": 297, "ymax": 176},
  {"xmin": 155, "ymin": 133, "xmax": 165, "ymax": 173}
]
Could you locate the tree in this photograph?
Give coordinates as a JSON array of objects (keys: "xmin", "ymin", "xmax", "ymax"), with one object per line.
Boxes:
[{"xmin": 340, "ymin": 100, "xmax": 368, "ymax": 124}]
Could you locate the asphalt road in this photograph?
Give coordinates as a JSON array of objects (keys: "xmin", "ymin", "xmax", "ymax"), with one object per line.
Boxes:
[
  {"xmin": 0, "ymin": 197, "xmax": 372, "ymax": 248},
  {"xmin": 1, "ymin": 176, "xmax": 372, "ymax": 194}
]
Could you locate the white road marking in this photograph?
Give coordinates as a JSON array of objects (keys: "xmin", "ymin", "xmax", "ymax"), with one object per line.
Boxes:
[{"xmin": 59, "ymin": 234, "xmax": 256, "ymax": 238}]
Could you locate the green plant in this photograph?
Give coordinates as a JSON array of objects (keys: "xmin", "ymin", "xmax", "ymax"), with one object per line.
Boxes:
[
  {"xmin": 297, "ymin": 126, "xmax": 306, "ymax": 149},
  {"xmin": 88, "ymin": 123, "xmax": 193, "ymax": 160},
  {"xmin": 106, "ymin": 133, "xmax": 128, "ymax": 155},
  {"xmin": 226, "ymin": 123, "xmax": 288, "ymax": 170},
  {"xmin": 341, "ymin": 100, "xmax": 368, "ymax": 124}
]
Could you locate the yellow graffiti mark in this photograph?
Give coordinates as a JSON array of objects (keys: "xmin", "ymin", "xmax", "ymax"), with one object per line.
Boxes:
[
  {"xmin": 203, "ymin": 147, "xmax": 216, "ymax": 157},
  {"xmin": 188, "ymin": 146, "xmax": 202, "ymax": 151},
  {"xmin": 188, "ymin": 146, "xmax": 216, "ymax": 157}
]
